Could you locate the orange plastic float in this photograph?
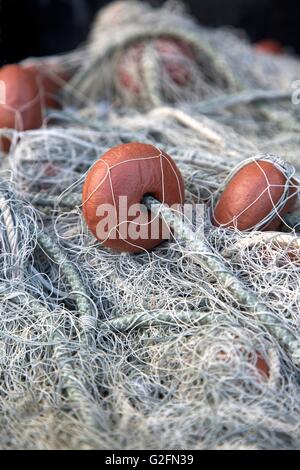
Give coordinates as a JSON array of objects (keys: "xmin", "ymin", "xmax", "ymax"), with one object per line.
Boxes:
[
  {"xmin": 0, "ymin": 64, "xmax": 43, "ymax": 152},
  {"xmin": 82, "ymin": 142, "xmax": 185, "ymax": 253}
]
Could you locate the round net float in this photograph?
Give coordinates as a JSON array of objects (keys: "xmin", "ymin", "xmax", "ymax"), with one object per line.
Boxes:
[
  {"xmin": 82, "ymin": 142, "xmax": 185, "ymax": 253},
  {"xmin": 0, "ymin": 64, "xmax": 43, "ymax": 153},
  {"xmin": 115, "ymin": 37, "xmax": 196, "ymax": 106},
  {"xmin": 255, "ymin": 39, "xmax": 283, "ymax": 55},
  {"xmin": 212, "ymin": 158, "xmax": 299, "ymax": 231},
  {"xmin": 23, "ymin": 63, "xmax": 69, "ymax": 110}
]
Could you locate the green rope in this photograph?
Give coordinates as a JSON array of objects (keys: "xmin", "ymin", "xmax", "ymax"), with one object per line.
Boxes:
[
  {"xmin": 37, "ymin": 232, "xmax": 94, "ymax": 331},
  {"xmin": 99, "ymin": 308, "xmax": 214, "ymax": 333},
  {"xmin": 142, "ymin": 42, "xmax": 163, "ymax": 108},
  {"xmin": 29, "ymin": 192, "xmax": 82, "ymax": 213},
  {"xmin": 37, "ymin": 232, "xmax": 99, "ymax": 432}
]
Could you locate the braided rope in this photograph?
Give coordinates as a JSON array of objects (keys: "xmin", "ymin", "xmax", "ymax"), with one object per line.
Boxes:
[
  {"xmin": 0, "ymin": 194, "xmax": 18, "ymax": 259},
  {"xmin": 141, "ymin": 43, "xmax": 163, "ymax": 107},
  {"xmin": 100, "ymin": 308, "xmax": 214, "ymax": 332},
  {"xmin": 37, "ymin": 232, "xmax": 96, "ymax": 338}
]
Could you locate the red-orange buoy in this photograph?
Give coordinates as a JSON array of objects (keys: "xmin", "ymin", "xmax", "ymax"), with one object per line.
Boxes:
[
  {"xmin": 0, "ymin": 64, "xmax": 43, "ymax": 152},
  {"xmin": 213, "ymin": 160, "xmax": 298, "ymax": 231},
  {"xmin": 82, "ymin": 142, "xmax": 185, "ymax": 252}
]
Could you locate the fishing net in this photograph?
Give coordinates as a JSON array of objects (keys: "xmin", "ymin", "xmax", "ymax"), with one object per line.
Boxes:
[
  {"xmin": 0, "ymin": 0, "xmax": 300, "ymax": 450},
  {"xmin": 63, "ymin": 0, "xmax": 300, "ymax": 109}
]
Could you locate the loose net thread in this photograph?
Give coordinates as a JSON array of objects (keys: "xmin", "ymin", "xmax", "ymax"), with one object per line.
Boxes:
[
  {"xmin": 9, "ymin": 106, "xmax": 260, "ymax": 201},
  {"xmin": 0, "ymin": 0, "xmax": 300, "ymax": 451}
]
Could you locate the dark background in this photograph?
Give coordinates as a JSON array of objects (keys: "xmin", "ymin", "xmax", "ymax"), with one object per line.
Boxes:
[{"xmin": 0, "ymin": 0, "xmax": 300, "ymax": 65}]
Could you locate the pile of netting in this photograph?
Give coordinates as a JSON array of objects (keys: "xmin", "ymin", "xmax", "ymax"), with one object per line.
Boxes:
[{"xmin": 1, "ymin": 0, "xmax": 300, "ymax": 450}]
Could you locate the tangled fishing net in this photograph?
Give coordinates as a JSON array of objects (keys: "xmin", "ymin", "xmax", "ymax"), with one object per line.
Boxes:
[{"xmin": 1, "ymin": 0, "xmax": 300, "ymax": 450}]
